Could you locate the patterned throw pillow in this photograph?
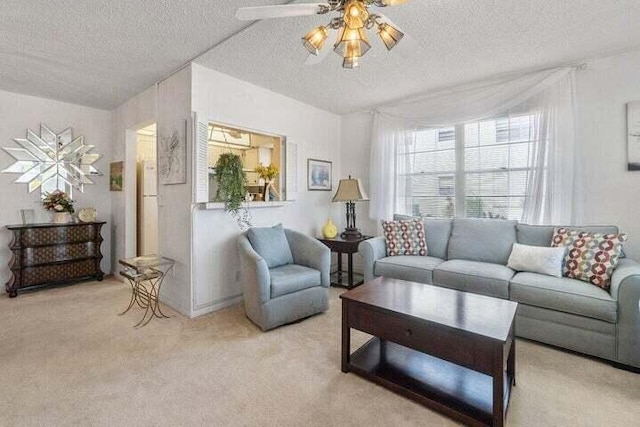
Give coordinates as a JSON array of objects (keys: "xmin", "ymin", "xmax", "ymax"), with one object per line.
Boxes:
[
  {"xmin": 551, "ymin": 227, "xmax": 627, "ymax": 289},
  {"xmin": 381, "ymin": 219, "xmax": 428, "ymax": 256}
]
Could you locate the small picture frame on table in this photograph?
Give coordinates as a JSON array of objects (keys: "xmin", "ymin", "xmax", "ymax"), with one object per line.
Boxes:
[
  {"xmin": 20, "ymin": 209, "xmax": 35, "ymax": 225},
  {"xmin": 307, "ymin": 159, "xmax": 332, "ymax": 191}
]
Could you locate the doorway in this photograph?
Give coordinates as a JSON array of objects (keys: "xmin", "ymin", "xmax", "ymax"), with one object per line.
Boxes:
[{"xmin": 136, "ymin": 124, "xmax": 158, "ymax": 256}]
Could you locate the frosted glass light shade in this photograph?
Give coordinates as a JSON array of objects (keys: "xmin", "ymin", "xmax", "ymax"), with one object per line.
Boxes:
[
  {"xmin": 302, "ymin": 26, "xmax": 329, "ymax": 55},
  {"xmin": 343, "ymin": 56, "xmax": 360, "ymax": 69},
  {"xmin": 343, "ymin": 0, "xmax": 369, "ymax": 29},
  {"xmin": 334, "ymin": 27, "xmax": 371, "ymax": 58},
  {"xmin": 378, "ymin": 23, "xmax": 404, "ymax": 50}
]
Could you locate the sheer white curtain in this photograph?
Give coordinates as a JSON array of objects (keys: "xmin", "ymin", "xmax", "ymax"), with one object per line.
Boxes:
[{"xmin": 369, "ymin": 66, "xmax": 577, "ymax": 224}]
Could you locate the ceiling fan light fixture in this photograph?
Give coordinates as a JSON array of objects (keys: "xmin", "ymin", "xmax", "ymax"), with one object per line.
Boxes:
[
  {"xmin": 302, "ymin": 26, "xmax": 330, "ymax": 55},
  {"xmin": 334, "ymin": 26, "xmax": 371, "ymax": 58},
  {"xmin": 343, "ymin": 0, "xmax": 369, "ymax": 29},
  {"xmin": 342, "ymin": 56, "xmax": 360, "ymax": 69},
  {"xmin": 378, "ymin": 22, "xmax": 404, "ymax": 50}
]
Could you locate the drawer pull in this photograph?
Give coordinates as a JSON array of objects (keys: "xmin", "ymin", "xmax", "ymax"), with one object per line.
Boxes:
[{"xmin": 405, "ymin": 329, "xmax": 412, "ymax": 337}]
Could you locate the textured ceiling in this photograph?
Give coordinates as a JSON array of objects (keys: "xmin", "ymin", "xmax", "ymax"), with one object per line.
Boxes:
[
  {"xmin": 1, "ymin": 1, "xmax": 639, "ymax": 114},
  {"xmin": 197, "ymin": 0, "xmax": 640, "ymax": 114},
  {"xmin": 0, "ymin": 0, "xmax": 288, "ymax": 110}
]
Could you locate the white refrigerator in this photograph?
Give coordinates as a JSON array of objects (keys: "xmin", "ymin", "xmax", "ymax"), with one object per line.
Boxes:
[{"xmin": 137, "ymin": 161, "xmax": 158, "ymax": 256}]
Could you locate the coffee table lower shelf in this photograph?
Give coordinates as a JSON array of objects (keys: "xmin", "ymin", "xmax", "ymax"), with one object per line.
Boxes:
[{"xmin": 349, "ymin": 337, "xmax": 513, "ymax": 427}]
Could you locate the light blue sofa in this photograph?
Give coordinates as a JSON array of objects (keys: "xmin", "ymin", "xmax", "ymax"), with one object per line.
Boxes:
[
  {"xmin": 237, "ymin": 228, "xmax": 330, "ymax": 331},
  {"xmin": 359, "ymin": 217, "xmax": 640, "ymax": 369}
]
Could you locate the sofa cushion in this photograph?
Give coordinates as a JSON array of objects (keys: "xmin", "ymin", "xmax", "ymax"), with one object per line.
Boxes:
[
  {"xmin": 510, "ymin": 272, "xmax": 617, "ymax": 323},
  {"xmin": 433, "ymin": 260, "xmax": 514, "ymax": 299},
  {"xmin": 374, "ymin": 256, "xmax": 444, "ymax": 285},
  {"xmin": 447, "ymin": 218, "xmax": 517, "ymax": 265},
  {"xmin": 393, "ymin": 215, "xmax": 452, "ymax": 259},
  {"xmin": 552, "ymin": 228, "xmax": 627, "ymax": 289},
  {"xmin": 270, "ymin": 264, "xmax": 321, "ymax": 298},
  {"xmin": 247, "ymin": 224, "xmax": 294, "ymax": 269},
  {"xmin": 424, "ymin": 218, "xmax": 453, "ymax": 260},
  {"xmin": 516, "ymin": 224, "xmax": 623, "ymax": 256},
  {"xmin": 507, "ymin": 243, "xmax": 565, "ymax": 277},
  {"xmin": 381, "ymin": 219, "xmax": 428, "ymax": 256}
]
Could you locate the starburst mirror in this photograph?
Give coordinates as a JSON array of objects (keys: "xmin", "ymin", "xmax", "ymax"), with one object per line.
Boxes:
[{"xmin": 1, "ymin": 124, "xmax": 101, "ymax": 197}]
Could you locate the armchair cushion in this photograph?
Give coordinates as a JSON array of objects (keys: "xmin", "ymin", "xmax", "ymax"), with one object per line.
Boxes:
[
  {"xmin": 270, "ymin": 264, "xmax": 321, "ymax": 298},
  {"xmin": 247, "ymin": 224, "xmax": 294, "ymax": 269}
]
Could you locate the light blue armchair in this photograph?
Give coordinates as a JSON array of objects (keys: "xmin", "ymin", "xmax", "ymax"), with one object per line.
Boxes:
[{"xmin": 237, "ymin": 225, "xmax": 330, "ymax": 331}]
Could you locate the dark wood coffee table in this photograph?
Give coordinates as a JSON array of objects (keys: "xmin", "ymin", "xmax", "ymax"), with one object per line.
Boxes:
[{"xmin": 340, "ymin": 277, "xmax": 518, "ymax": 427}]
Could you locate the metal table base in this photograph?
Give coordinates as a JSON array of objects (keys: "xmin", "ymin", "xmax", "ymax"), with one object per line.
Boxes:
[{"xmin": 118, "ymin": 256, "xmax": 175, "ymax": 328}]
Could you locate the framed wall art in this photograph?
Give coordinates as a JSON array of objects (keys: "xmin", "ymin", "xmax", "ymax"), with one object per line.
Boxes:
[
  {"xmin": 307, "ymin": 159, "xmax": 332, "ymax": 191},
  {"xmin": 628, "ymin": 102, "xmax": 640, "ymax": 171},
  {"xmin": 109, "ymin": 161, "xmax": 124, "ymax": 191},
  {"xmin": 159, "ymin": 119, "xmax": 187, "ymax": 185}
]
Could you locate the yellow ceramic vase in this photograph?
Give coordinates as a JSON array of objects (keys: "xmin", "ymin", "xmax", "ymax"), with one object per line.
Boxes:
[{"xmin": 322, "ymin": 219, "xmax": 338, "ymax": 239}]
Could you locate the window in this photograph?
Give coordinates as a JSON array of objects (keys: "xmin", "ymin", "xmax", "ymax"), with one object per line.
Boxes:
[
  {"xmin": 396, "ymin": 115, "xmax": 537, "ymax": 220},
  {"xmin": 207, "ymin": 123, "xmax": 286, "ymax": 202}
]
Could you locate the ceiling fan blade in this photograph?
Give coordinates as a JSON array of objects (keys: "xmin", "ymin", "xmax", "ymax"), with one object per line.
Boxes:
[
  {"xmin": 305, "ymin": 29, "xmax": 338, "ymax": 66},
  {"xmin": 236, "ymin": 4, "xmax": 329, "ymax": 21},
  {"xmin": 380, "ymin": 0, "xmax": 411, "ymax": 5},
  {"xmin": 376, "ymin": 13, "xmax": 420, "ymax": 58}
]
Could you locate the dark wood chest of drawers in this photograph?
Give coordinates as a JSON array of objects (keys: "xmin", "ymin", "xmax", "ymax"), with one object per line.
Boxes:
[{"xmin": 5, "ymin": 222, "xmax": 106, "ymax": 297}]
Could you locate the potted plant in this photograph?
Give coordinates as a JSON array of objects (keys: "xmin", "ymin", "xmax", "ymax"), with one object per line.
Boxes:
[
  {"xmin": 214, "ymin": 153, "xmax": 252, "ymax": 229},
  {"xmin": 42, "ymin": 190, "xmax": 75, "ymax": 223}
]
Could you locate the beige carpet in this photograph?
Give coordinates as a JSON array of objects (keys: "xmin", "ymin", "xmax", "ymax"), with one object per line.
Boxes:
[{"xmin": 1, "ymin": 278, "xmax": 639, "ymax": 427}]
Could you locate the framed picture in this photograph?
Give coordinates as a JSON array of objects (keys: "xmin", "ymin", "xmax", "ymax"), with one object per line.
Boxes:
[
  {"xmin": 628, "ymin": 102, "xmax": 640, "ymax": 171},
  {"xmin": 159, "ymin": 119, "xmax": 187, "ymax": 185},
  {"xmin": 307, "ymin": 159, "xmax": 332, "ymax": 191},
  {"xmin": 110, "ymin": 161, "xmax": 124, "ymax": 191}
]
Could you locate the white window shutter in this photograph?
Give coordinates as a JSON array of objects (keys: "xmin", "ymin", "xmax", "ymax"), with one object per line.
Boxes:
[
  {"xmin": 192, "ymin": 113, "xmax": 209, "ymax": 204},
  {"xmin": 285, "ymin": 140, "xmax": 298, "ymax": 201}
]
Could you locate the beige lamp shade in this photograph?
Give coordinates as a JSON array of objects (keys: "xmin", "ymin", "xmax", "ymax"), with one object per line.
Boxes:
[{"xmin": 332, "ymin": 177, "xmax": 369, "ymax": 202}]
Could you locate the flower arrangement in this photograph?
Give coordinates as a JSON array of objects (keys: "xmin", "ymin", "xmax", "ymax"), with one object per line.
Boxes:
[
  {"xmin": 254, "ymin": 163, "xmax": 279, "ymax": 182},
  {"xmin": 42, "ymin": 190, "xmax": 75, "ymax": 213}
]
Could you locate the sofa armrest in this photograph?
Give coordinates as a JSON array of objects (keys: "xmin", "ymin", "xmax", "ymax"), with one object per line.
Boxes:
[
  {"xmin": 237, "ymin": 234, "xmax": 271, "ymax": 304},
  {"xmin": 610, "ymin": 258, "xmax": 640, "ymax": 368},
  {"xmin": 359, "ymin": 237, "xmax": 387, "ymax": 283},
  {"xmin": 285, "ymin": 229, "xmax": 331, "ymax": 288}
]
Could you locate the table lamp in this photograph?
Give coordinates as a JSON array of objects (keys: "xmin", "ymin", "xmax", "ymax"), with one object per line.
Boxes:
[{"xmin": 332, "ymin": 176, "xmax": 369, "ymax": 240}]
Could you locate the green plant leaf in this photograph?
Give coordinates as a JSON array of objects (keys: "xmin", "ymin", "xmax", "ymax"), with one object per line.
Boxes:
[{"xmin": 214, "ymin": 153, "xmax": 252, "ymax": 228}]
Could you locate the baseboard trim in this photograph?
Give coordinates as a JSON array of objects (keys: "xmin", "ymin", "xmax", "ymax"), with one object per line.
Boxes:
[
  {"xmin": 192, "ymin": 294, "xmax": 243, "ymax": 318},
  {"xmin": 159, "ymin": 292, "xmax": 191, "ymax": 318}
]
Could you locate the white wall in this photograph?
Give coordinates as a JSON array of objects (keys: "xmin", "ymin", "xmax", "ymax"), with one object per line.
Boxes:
[
  {"xmin": 156, "ymin": 66, "xmax": 193, "ymax": 316},
  {"xmin": 111, "ymin": 86, "xmax": 157, "ymax": 272},
  {"xmin": 340, "ymin": 49, "xmax": 640, "ymax": 260},
  {"xmin": 576, "ymin": 50, "xmax": 640, "ymax": 259},
  {"xmin": 190, "ymin": 63, "xmax": 342, "ymax": 316},
  {"xmin": 0, "ymin": 89, "xmax": 113, "ymax": 286},
  {"xmin": 341, "ymin": 111, "xmax": 377, "ymax": 237}
]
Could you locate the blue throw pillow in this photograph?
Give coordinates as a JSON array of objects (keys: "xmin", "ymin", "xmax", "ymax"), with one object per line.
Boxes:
[{"xmin": 247, "ymin": 224, "xmax": 294, "ymax": 269}]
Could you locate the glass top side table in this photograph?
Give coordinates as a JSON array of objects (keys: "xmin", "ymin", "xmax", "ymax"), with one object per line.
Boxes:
[{"xmin": 118, "ymin": 255, "xmax": 175, "ymax": 328}]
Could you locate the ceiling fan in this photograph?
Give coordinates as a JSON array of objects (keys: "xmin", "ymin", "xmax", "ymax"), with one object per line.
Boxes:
[{"xmin": 236, "ymin": 0, "xmax": 412, "ymax": 69}]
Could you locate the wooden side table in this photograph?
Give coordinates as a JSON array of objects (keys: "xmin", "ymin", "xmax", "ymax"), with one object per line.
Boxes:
[{"xmin": 317, "ymin": 236, "xmax": 371, "ymax": 289}]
